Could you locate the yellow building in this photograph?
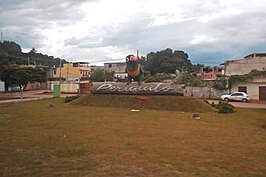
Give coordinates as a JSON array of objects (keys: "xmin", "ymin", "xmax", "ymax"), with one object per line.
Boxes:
[{"xmin": 54, "ymin": 62, "xmax": 91, "ymax": 80}]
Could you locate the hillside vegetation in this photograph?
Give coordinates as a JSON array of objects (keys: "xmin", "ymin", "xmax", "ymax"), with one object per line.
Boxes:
[{"xmin": 0, "ymin": 41, "xmax": 68, "ymax": 68}]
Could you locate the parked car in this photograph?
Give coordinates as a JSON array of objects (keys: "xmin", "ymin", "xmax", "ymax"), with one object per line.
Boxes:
[{"xmin": 221, "ymin": 92, "xmax": 250, "ymax": 103}]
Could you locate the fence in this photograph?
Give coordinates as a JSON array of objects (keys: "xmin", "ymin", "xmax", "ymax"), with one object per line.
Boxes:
[{"xmin": 184, "ymin": 87, "xmax": 228, "ymax": 99}]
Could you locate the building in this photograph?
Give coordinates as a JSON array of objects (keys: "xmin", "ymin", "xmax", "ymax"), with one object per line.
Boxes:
[
  {"xmin": 104, "ymin": 62, "xmax": 126, "ymax": 73},
  {"xmin": 223, "ymin": 53, "xmax": 266, "ymax": 101},
  {"xmin": 104, "ymin": 62, "xmax": 128, "ymax": 80},
  {"xmin": 230, "ymin": 76, "xmax": 266, "ymax": 101},
  {"xmin": 223, "ymin": 53, "xmax": 266, "ymax": 76},
  {"xmin": 49, "ymin": 62, "xmax": 91, "ymax": 93},
  {"xmin": 53, "ymin": 62, "xmax": 91, "ymax": 81},
  {"xmin": 196, "ymin": 66, "xmax": 224, "ymax": 80},
  {"xmin": 90, "ymin": 65, "xmax": 104, "ymax": 73}
]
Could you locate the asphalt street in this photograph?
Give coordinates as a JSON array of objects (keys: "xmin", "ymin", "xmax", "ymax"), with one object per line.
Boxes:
[{"xmin": 0, "ymin": 90, "xmax": 265, "ymax": 108}]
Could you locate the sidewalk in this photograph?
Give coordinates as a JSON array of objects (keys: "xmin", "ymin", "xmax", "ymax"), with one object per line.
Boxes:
[
  {"xmin": 208, "ymin": 100, "xmax": 266, "ymax": 109},
  {"xmin": 0, "ymin": 90, "xmax": 77, "ymax": 104},
  {"xmin": 0, "ymin": 97, "xmax": 46, "ymax": 104}
]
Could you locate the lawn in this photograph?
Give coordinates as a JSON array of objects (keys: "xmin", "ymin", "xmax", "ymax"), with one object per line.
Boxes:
[{"xmin": 0, "ymin": 97, "xmax": 265, "ymax": 177}]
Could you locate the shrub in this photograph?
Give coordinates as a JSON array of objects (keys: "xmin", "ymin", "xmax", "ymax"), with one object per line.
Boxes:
[
  {"xmin": 217, "ymin": 102, "xmax": 234, "ymax": 113},
  {"xmin": 64, "ymin": 95, "xmax": 80, "ymax": 103}
]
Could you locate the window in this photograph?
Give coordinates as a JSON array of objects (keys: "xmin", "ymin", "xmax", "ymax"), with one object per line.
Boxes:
[
  {"xmin": 108, "ymin": 64, "xmax": 112, "ymax": 68},
  {"xmin": 53, "ymin": 70, "xmax": 56, "ymax": 75},
  {"xmin": 238, "ymin": 86, "xmax": 247, "ymax": 93},
  {"xmin": 231, "ymin": 93, "xmax": 243, "ymax": 96}
]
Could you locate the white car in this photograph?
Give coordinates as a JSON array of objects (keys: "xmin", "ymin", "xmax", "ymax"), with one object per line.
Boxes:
[{"xmin": 221, "ymin": 92, "xmax": 250, "ymax": 103}]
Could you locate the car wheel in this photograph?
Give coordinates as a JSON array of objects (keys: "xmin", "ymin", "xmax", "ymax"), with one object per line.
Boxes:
[
  {"xmin": 242, "ymin": 99, "xmax": 248, "ymax": 103},
  {"xmin": 224, "ymin": 98, "xmax": 229, "ymax": 102}
]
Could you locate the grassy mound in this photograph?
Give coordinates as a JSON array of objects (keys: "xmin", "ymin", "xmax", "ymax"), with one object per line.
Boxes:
[{"xmin": 71, "ymin": 95, "xmax": 215, "ymax": 112}]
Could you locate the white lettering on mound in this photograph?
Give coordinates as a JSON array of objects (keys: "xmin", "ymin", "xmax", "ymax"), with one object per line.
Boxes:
[{"xmin": 96, "ymin": 83, "xmax": 173, "ymax": 93}]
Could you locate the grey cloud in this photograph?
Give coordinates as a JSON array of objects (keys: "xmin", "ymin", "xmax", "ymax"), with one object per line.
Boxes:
[
  {"xmin": 0, "ymin": 0, "xmax": 98, "ymax": 48},
  {"xmin": 64, "ymin": 13, "xmax": 154, "ymax": 48},
  {"xmin": 1, "ymin": 0, "xmax": 266, "ymax": 65}
]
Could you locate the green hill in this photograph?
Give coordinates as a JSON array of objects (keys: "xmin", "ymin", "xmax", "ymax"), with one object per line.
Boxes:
[
  {"xmin": 71, "ymin": 95, "xmax": 215, "ymax": 113},
  {"xmin": 0, "ymin": 40, "xmax": 68, "ymax": 68}
]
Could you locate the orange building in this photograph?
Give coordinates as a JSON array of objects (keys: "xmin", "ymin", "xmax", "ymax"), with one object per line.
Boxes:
[{"xmin": 196, "ymin": 66, "xmax": 224, "ymax": 80}]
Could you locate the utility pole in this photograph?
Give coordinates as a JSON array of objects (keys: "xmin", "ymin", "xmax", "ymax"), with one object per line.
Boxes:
[
  {"xmin": 66, "ymin": 64, "xmax": 69, "ymax": 81},
  {"xmin": 59, "ymin": 59, "xmax": 62, "ymax": 95},
  {"xmin": 59, "ymin": 59, "xmax": 62, "ymax": 84},
  {"xmin": 1, "ymin": 32, "xmax": 3, "ymax": 43}
]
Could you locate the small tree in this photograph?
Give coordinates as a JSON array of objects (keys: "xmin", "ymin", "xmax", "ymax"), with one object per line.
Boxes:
[
  {"xmin": 1, "ymin": 65, "xmax": 46, "ymax": 98},
  {"xmin": 212, "ymin": 76, "xmax": 228, "ymax": 90},
  {"xmin": 188, "ymin": 76, "xmax": 204, "ymax": 87}
]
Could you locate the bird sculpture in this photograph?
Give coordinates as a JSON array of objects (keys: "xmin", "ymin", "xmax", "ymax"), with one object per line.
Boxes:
[{"xmin": 126, "ymin": 55, "xmax": 144, "ymax": 86}]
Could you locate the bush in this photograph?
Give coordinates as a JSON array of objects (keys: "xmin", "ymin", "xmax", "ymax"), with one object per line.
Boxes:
[
  {"xmin": 216, "ymin": 102, "xmax": 234, "ymax": 113},
  {"xmin": 64, "ymin": 95, "xmax": 80, "ymax": 103}
]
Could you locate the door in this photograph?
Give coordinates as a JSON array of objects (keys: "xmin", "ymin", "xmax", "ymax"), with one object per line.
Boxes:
[
  {"xmin": 230, "ymin": 93, "xmax": 243, "ymax": 101},
  {"xmin": 259, "ymin": 86, "xmax": 266, "ymax": 101},
  {"xmin": 230, "ymin": 93, "xmax": 239, "ymax": 101}
]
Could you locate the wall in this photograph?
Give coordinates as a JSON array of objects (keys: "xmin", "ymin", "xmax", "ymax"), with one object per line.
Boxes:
[
  {"xmin": 80, "ymin": 83, "xmax": 92, "ymax": 94},
  {"xmin": 104, "ymin": 63, "xmax": 126, "ymax": 73},
  {"xmin": 50, "ymin": 81, "xmax": 79, "ymax": 93},
  {"xmin": 225, "ymin": 56, "xmax": 266, "ymax": 76},
  {"xmin": 24, "ymin": 82, "xmax": 47, "ymax": 91},
  {"xmin": 0, "ymin": 81, "xmax": 5, "ymax": 92},
  {"xmin": 184, "ymin": 87, "xmax": 229, "ymax": 99}
]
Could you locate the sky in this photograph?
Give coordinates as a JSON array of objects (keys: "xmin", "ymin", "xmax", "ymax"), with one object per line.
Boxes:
[{"xmin": 0, "ymin": 0, "xmax": 266, "ymax": 66}]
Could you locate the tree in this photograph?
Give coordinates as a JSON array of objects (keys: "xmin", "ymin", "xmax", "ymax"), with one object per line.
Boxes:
[
  {"xmin": 0, "ymin": 40, "xmax": 68, "ymax": 68},
  {"xmin": 90, "ymin": 69, "xmax": 114, "ymax": 82},
  {"xmin": 29, "ymin": 47, "xmax": 37, "ymax": 53},
  {"xmin": 144, "ymin": 73, "xmax": 174, "ymax": 83},
  {"xmin": 1, "ymin": 65, "xmax": 47, "ymax": 98},
  {"xmin": 0, "ymin": 41, "xmax": 22, "ymax": 55},
  {"xmin": 212, "ymin": 76, "xmax": 228, "ymax": 90},
  {"xmin": 145, "ymin": 48, "xmax": 192, "ymax": 75},
  {"xmin": 188, "ymin": 76, "xmax": 204, "ymax": 87}
]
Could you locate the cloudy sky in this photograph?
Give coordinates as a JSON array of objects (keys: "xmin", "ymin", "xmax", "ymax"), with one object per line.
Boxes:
[{"xmin": 1, "ymin": 0, "xmax": 266, "ymax": 65}]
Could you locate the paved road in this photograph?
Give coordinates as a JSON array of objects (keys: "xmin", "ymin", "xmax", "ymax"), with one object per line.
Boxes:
[
  {"xmin": 208, "ymin": 100, "xmax": 266, "ymax": 109},
  {"xmin": 0, "ymin": 90, "xmax": 77, "ymax": 104}
]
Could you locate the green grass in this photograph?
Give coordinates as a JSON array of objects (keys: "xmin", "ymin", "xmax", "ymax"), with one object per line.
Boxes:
[
  {"xmin": 72, "ymin": 95, "xmax": 215, "ymax": 113},
  {"xmin": 0, "ymin": 97, "xmax": 265, "ymax": 177}
]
